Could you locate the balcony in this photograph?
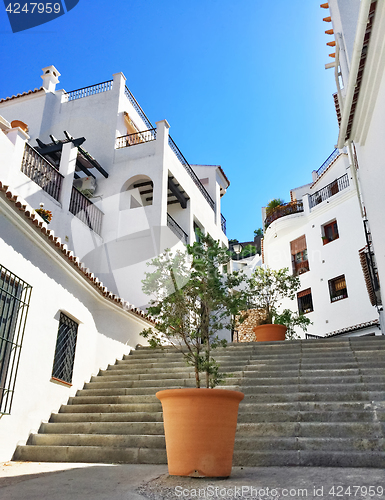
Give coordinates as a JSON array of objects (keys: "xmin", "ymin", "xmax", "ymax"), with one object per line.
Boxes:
[
  {"xmin": 309, "ymin": 173, "xmax": 349, "ymax": 209},
  {"xmin": 21, "ymin": 144, "xmax": 63, "ymax": 202},
  {"xmin": 116, "ymin": 129, "xmax": 157, "ymax": 149},
  {"xmin": 69, "ymin": 187, "xmax": 103, "ymax": 236},
  {"xmin": 167, "ymin": 213, "xmax": 188, "ymax": 245},
  {"xmin": 168, "ymin": 136, "xmax": 215, "ymax": 212},
  {"xmin": 293, "ymin": 259, "xmax": 309, "ymax": 276},
  {"xmin": 221, "ymin": 214, "xmax": 226, "ymax": 235},
  {"xmin": 264, "ymin": 201, "xmax": 304, "ymax": 229},
  {"xmin": 64, "ymin": 80, "xmax": 113, "ymax": 102}
]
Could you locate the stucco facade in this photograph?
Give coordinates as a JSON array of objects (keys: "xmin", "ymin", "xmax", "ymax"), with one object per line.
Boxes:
[
  {"xmin": 324, "ymin": 0, "xmax": 385, "ymax": 328},
  {"xmin": 262, "ymin": 151, "xmax": 379, "ymax": 338},
  {"xmin": 0, "ymin": 67, "xmax": 229, "ymax": 310}
]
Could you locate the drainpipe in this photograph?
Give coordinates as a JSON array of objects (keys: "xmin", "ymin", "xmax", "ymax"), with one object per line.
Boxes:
[
  {"xmin": 337, "ymin": 0, "xmax": 372, "ymax": 149},
  {"xmin": 346, "ymin": 141, "xmax": 365, "ymax": 218}
]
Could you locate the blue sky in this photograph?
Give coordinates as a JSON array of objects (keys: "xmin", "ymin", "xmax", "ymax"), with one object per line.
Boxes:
[{"xmin": 0, "ymin": 0, "xmax": 338, "ymax": 242}]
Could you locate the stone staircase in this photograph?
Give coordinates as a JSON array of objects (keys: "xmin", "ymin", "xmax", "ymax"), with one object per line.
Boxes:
[{"xmin": 14, "ymin": 336, "xmax": 385, "ymax": 467}]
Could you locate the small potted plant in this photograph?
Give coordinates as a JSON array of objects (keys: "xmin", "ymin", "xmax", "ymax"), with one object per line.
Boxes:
[
  {"xmin": 246, "ymin": 266, "xmax": 311, "ymax": 341},
  {"xmin": 140, "ymin": 232, "xmax": 247, "ymax": 477},
  {"xmin": 35, "ymin": 203, "xmax": 52, "ymax": 224}
]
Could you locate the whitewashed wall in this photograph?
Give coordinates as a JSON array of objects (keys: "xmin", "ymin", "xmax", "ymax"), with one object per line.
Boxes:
[{"xmin": 0, "ymin": 201, "xmax": 150, "ymax": 461}]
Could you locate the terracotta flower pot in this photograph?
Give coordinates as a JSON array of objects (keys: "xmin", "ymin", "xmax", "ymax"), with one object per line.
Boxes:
[
  {"xmin": 253, "ymin": 324, "xmax": 287, "ymax": 342},
  {"xmin": 156, "ymin": 388, "xmax": 244, "ymax": 477}
]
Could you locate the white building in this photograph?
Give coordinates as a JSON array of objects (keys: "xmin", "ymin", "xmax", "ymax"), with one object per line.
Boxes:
[
  {"xmin": 0, "ymin": 66, "xmax": 229, "ymax": 309},
  {"xmin": 321, "ymin": 0, "xmax": 384, "ymax": 329},
  {"xmin": 262, "ymin": 149, "xmax": 380, "ymax": 338},
  {"xmin": 0, "ymin": 67, "xmax": 229, "ymax": 461}
]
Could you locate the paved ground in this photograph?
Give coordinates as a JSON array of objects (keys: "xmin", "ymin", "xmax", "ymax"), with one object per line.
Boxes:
[{"xmin": 0, "ymin": 462, "xmax": 384, "ymax": 500}]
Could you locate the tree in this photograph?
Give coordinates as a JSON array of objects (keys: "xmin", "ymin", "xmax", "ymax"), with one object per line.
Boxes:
[
  {"xmin": 246, "ymin": 267, "xmax": 311, "ymax": 340},
  {"xmin": 140, "ymin": 232, "xmax": 247, "ymax": 388}
]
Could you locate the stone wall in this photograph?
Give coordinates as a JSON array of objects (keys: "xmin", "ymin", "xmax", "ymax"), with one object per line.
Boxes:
[{"xmin": 235, "ymin": 309, "xmax": 266, "ymax": 343}]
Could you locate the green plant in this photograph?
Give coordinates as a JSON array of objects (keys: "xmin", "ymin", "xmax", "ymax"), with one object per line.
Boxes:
[
  {"xmin": 265, "ymin": 198, "xmax": 285, "ymax": 215},
  {"xmin": 246, "ymin": 267, "xmax": 311, "ymax": 339},
  {"xmin": 140, "ymin": 232, "xmax": 247, "ymax": 388}
]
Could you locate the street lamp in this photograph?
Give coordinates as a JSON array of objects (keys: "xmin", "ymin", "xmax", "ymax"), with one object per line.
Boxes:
[{"xmin": 232, "ymin": 243, "xmax": 242, "ymax": 259}]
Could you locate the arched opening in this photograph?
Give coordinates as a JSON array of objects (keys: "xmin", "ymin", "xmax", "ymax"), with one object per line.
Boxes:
[{"xmin": 120, "ymin": 175, "xmax": 154, "ymax": 210}]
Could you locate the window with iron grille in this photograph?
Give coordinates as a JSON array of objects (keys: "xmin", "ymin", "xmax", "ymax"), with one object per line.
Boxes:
[
  {"xmin": 0, "ymin": 265, "xmax": 32, "ymax": 414},
  {"xmin": 51, "ymin": 313, "xmax": 79, "ymax": 385},
  {"xmin": 329, "ymin": 275, "xmax": 348, "ymax": 302},
  {"xmin": 297, "ymin": 288, "xmax": 313, "ymax": 314}
]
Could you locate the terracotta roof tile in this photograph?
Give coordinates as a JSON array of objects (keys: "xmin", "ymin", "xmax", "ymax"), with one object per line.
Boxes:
[
  {"xmin": 0, "ymin": 180, "xmax": 154, "ymax": 324},
  {"xmin": 0, "ymin": 87, "xmax": 45, "ymax": 103}
]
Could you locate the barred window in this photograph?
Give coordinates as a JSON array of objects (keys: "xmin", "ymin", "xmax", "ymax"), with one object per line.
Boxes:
[
  {"xmin": 51, "ymin": 313, "xmax": 79, "ymax": 385},
  {"xmin": 329, "ymin": 275, "xmax": 348, "ymax": 302},
  {"xmin": 0, "ymin": 265, "xmax": 32, "ymax": 414},
  {"xmin": 297, "ymin": 288, "xmax": 313, "ymax": 314}
]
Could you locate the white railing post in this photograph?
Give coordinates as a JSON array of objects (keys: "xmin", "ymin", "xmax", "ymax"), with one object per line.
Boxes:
[{"xmin": 59, "ymin": 142, "xmax": 77, "ymax": 211}]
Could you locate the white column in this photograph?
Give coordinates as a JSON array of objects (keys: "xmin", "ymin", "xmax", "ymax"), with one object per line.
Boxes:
[
  {"xmin": 2, "ymin": 127, "xmax": 29, "ymax": 186},
  {"xmin": 59, "ymin": 142, "xmax": 77, "ymax": 211},
  {"xmin": 155, "ymin": 120, "xmax": 170, "ymax": 227},
  {"xmin": 302, "ymin": 194, "xmax": 311, "ymax": 216},
  {"xmin": 112, "ymin": 72, "xmax": 127, "ymax": 101}
]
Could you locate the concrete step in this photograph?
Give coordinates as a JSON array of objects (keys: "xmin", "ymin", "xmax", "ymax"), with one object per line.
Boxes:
[
  {"xmin": 232, "ymin": 450, "xmax": 385, "ymax": 467},
  {"xmin": 103, "ymin": 362, "xmax": 248, "ymax": 373},
  {"xmin": 243, "ymin": 391, "xmax": 385, "ymax": 403},
  {"xmin": 39, "ymin": 421, "xmax": 165, "ymax": 435},
  {"xmin": 237, "ymin": 410, "xmax": 377, "ymax": 423},
  {"xmin": 28, "ymin": 433, "xmax": 166, "ymax": 448},
  {"xmin": 50, "ymin": 412, "xmax": 163, "ymax": 423},
  {"xmin": 234, "ymin": 436, "xmax": 385, "ymax": 452},
  {"xmin": 15, "ymin": 336, "xmax": 385, "ymax": 468},
  {"xmin": 240, "ymin": 383, "xmax": 385, "ymax": 394},
  {"xmin": 59, "ymin": 403, "xmax": 162, "ymax": 413},
  {"xmin": 235, "ymin": 422, "xmax": 383, "ymax": 438},
  {"xmin": 76, "ymin": 383, "xmax": 241, "ymax": 397},
  {"xmin": 13, "ymin": 445, "xmax": 167, "ymax": 464}
]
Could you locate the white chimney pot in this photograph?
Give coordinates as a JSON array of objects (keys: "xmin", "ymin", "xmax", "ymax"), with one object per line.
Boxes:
[{"xmin": 41, "ymin": 65, "xmax": 61, "ymax": 93}]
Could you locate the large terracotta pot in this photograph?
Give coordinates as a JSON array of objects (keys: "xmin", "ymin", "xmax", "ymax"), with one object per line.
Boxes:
[
  {"xmin": 253, "ymin": 324, "xmax": 287, "ymax": 342},
  {"xmin": 156, "ymin": 388, "xmax": 244, "ymax": 477}
]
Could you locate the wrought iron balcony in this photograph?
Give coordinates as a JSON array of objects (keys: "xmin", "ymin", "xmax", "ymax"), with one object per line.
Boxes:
[
  {"xmin": 168, "ymin": 136, "xmax": 215, "ymax": 212},
  {"xmin": 315, "ymin": 148, "xmax": 340, "ymax": 177},
  {"xmin": 69, "ymin": 186, "xmax": 103, "ymax": 235},
  {"xmin": 221, "ymin": 214, "xmax": 226, "ymax": 235},
  {"xmin": 21, "ymin": 144, "xmax": 64, "ymax": 202},
  {"xmin": 264, "ymin": 201, "xmax": 304, "ymax": 229},
  {"xmin": 116, "ymin": 129, "xmax": 157, "ymax": 149},
  {"xmin": 167, "ymin": 213, "xmax": 188, "ymax": 245},
  {"xmin": 124, "ymin": 86, "xmax": 153, "ymax": 130},
  {"xmin": 309, "ymin": 173, "xmax": 349, "ymax": 209}
]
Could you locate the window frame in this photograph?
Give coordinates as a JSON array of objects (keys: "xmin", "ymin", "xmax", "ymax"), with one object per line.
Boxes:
[
  {"xmin": 328, "ymin": 275, "xmax": 348, "ymax": 302},
  {"xmin": 290, "ymin": 235, "xmax": 309, "ymax": 276},
  {"xmin": 0, "ymin": 265, "xmax": 32, "ymax": 415},
  {"xmin": 51, "ymin": 312, "xmax": 79, "ymax": 385},
  {"xmin": 322, "ymin": 219, "xmax": 339, "ymax": 245},
  {"xmin": 297, "ymin": 288, "xmax": 314, "ymax": 314}
]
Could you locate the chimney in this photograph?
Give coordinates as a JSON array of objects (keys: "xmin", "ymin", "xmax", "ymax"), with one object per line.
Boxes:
[{"xmin": 41, "ymin": 65, "xmax": 61, "ymax": 92}]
